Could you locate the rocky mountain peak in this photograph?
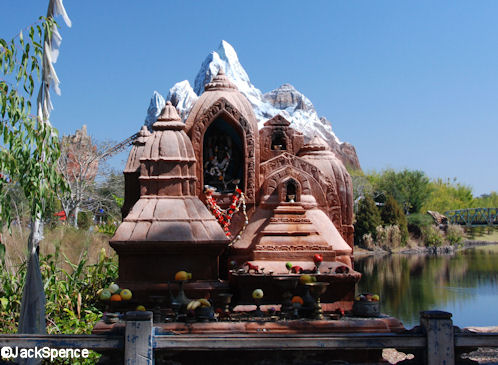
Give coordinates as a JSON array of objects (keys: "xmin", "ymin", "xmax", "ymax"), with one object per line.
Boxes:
[{"xmin": 143, "ymin": 41, "xmax": 361, "ymax": 170}]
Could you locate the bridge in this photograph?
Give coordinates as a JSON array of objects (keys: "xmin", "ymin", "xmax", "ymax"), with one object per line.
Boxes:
[{"xmin": 444, "ymin": 207, "xmax": 498, "ymax": 227}]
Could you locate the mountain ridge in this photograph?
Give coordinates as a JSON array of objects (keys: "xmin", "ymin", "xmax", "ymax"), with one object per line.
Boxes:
[{"xmin": 144, "ymin": 40, "xmax": 360, "ymax": 170}]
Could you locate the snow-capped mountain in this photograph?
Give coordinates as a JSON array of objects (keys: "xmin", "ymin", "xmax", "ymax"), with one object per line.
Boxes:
[{"xmin": 144, "ymin": 40, "xmax": 360, "ymax": 169}]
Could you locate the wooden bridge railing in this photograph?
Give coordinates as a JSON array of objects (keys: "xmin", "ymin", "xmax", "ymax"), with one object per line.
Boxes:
[
  {"xmin": 0, "ymin": 311, "xmax": 497, "ymax": 364},
  {"xmin": 445, "ymin": 207, "xmax": 498, "ymax": 226}
]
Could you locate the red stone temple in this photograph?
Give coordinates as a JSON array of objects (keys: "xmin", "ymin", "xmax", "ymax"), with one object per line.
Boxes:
[
  {"xmin": 110, "ymin": 69, "xmax": 360, "ymax": 307},
  {"xmin": 96, "ymin": 69, "xmax": 405, "ymax": 364}
]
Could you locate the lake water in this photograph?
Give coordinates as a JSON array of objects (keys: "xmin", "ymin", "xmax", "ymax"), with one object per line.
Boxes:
[{"xmin": 355, "ymin": 244, "xmax": 498, "ymax": 329}]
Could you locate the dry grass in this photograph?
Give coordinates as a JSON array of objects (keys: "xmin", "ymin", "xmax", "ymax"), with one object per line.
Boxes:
[
  {"xmin": 467, "ymin": 228, "xmax": 498, "ymax": 242},
  {"xmin": 2, "ymin": 225, "xmax": 115, "ymax": 273}
]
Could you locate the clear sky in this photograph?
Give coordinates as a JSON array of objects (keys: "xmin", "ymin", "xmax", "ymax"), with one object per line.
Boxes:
[{"xmin": 2, "ymin": 1, "xmax": 497, "ymax": 195}]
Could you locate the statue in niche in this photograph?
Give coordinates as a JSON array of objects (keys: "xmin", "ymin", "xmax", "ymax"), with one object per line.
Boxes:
[{"xmin": 203, "ymin": 123, "xmax": 243, "ymax": 193}]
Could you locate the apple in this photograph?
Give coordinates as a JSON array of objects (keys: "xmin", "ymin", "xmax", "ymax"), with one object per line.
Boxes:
[
  {"xmin": 313, "ymin": 254, "xmax": 323, "ymax": 264},
  {"xmin": 285, "ymin": 262, "xmax": 293, "ymax": 271}
]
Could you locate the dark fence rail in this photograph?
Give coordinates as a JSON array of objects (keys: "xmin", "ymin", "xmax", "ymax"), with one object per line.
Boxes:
[
  {"xmin": 445, "ymin": 207, "xmax": 498, "ymax": 226},
  {"xmin": 1, "ymin": 311, "xmax": 497, "ymax": 364}
]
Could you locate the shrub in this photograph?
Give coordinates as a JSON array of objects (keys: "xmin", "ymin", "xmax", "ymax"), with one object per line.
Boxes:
[
  {"xmin": 381, "ymin": 195, "xmax": 409, "ymax": 244},
  {"xmin": 362, "ymin": 233, "xmax": 375, "ymax": 250},
  {"xmin": 354, "ymin": 195, "xmax": 382, "ymax": 246},
  {"xmin": 446, "ymin": 224, "xmax": 465, "ymax": 245},
  {"xmin": 77, "ymin": 211, "xmax": 92, "ymax": 230},
  {"xmin": 422, "ymin": 225, "xmax": 445, "ymax": 247},
  {"xmin": 376, "ymin": 225, "xmax": 402, "ymax": 250},
  {"xmin": 407, "ymin": 213, "xmax": 433, "ymax": 238}
]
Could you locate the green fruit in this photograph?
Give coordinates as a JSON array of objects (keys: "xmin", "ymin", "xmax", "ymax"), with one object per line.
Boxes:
[
  {"xmin": 300, "ymin": 275, "xmax": 313, "ymax": 284},
  {"xmin": 136, "ymin": 305, "xmax": 146, "ymax": 311},
  {"xmin": 252, "ymin": 289, "xmax": 264, "ymax": 299},
  {"xmin": 99, "ymin": 289, "xmax": 112, "ymax": 301},
  {"xmin": 285, "ymin": 262, "xmax": 293, "ymax": 270}
]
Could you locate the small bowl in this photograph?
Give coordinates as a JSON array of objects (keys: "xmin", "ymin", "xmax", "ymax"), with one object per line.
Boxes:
[{"xmin": 352, "ymin": 300, "xmax": 380, "ymax": 317}]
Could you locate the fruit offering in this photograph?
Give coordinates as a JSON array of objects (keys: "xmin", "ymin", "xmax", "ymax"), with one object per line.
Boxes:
[
  {"xmin": 99, "ymin": 282, "xmax": 134, "ymax": 302},
  {"xmin": 120, "ymin": 289, "xmax": 132, "ymax": 301},
  {"xmin": 99, "ymin": 289, "xmax": 112, "ymax": 301},
  {"xmin": 108, "ymin": 283, "xmax": 120, "ymax": 294},
  {"xmin": 136, "ymin": 305, "xmax": 146, "ymax": 311},
  {"xmin": 313, "ymin": 254, "xmax": 323, "ymax": 264},
  {"xmin": 354, "ymin": 293, "xmax": 380, "ymax": 302},
  {"xmin": 252, "ymin": 289, "xmax": 264, "ymax": 299},
  {"xmin": 110, "ymin": 294, "xmax": 122, "ymax": 302},
  {"xmin": 187, "ymin": 298, "xmax": 212, "ymax": 311},
  {"xmin": 291, "ymin": 296, "xmax": 304, "ymax": 305},
  {"xmin": 285, "ymin": 262, "xmax": 293, "ymax": 271},
  {"xmin": 174, "ymin": 271, "xmax": 192, "ymax": 281},
  {"xmin": 299, "ymin": 274, "xmax": 316, "ymax": 284}
]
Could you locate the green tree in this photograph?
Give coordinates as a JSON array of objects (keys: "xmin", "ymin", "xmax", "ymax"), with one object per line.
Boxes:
[
  {"xmin": 354, "ymin": 195, "xmax": 382, "ymax": 245},
  {"xmin": 423, "ymin": 178, "xmax": 474, "ymax": 213},
  {"xmin": 380, "ymin": 195, "xmax": 409, "ymax": 244},
  {"xmin": 0, "ymin": 1, "xmax": 71, "ymax": 338},
  {"xmin": 369, "ymin": 169, "xmax": 431, "ymax": 214}
]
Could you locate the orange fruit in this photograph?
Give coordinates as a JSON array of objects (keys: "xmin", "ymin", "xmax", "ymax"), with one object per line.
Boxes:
[
  {"xmin": 174, "ymin": 271, "xmax": 189, "ymax": 281},
  {"xmin": 110, "ymin": 294, "xmax": 122, "ymax": 302},
  {"xmin": 291, "ymin": 296, "xmax": 304, "ymax": 305}
]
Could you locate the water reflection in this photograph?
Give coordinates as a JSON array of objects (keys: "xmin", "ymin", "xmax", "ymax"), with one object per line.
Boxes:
[{"xmin": 355, "ymin": 245, "xmax": 498, "ymax": 328}]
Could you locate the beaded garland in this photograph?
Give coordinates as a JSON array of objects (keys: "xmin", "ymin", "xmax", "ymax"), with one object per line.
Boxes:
[{"xmin": 205, "ymin": 186, "xmax": 248, "ymax": 240}]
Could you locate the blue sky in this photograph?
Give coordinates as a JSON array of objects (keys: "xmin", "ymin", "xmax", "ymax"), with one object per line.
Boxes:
[{"xmin": 2, "ymin": 1, "xmax": 497, "ymax": 195}]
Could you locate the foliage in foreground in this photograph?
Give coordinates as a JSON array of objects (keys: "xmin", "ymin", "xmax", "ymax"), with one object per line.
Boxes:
[
  {"xmin": 0, "ymin": 249, "xmax": 117, "ymax": 333},
  {"xmin": 0, "ymin": 245, "xmax": 117, "ymax": 363}
]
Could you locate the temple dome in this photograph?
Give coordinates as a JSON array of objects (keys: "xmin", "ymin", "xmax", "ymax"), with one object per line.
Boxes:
[
  {"xmin": 124, "ymin": 125, "xmax": 152, "ymax": 173},
  {"xmin": 298, "ymin": 136, "xmax": 353, "ymax": 227},
  {"xmin": 184, "ymin": 69, "xmax": 258, "ymax": 135},
  {"xmin": 141, "ymin": 101, "xmax": 197, "ymax": 163}
]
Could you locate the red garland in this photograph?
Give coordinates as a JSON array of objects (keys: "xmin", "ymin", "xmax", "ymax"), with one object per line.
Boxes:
[{"xmin": 205, "ymin": 188, "xmax": 244, "ymax": 238}]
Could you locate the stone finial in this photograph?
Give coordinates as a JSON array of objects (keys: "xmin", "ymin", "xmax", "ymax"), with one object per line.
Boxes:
[
  {"xmin": 153, "ymin": 101, "xmax": 184, "ymax": 130},
  {"xmin": 135, "ymin": 125, "xmax": 152, "ymax": 145},
  {"xmin": 300, "ymin": 135, "xmax": 331, "ymax": 153},
  {"xmin": 204, "ymin": 68, "xmax": 238, "ymax": 91}
]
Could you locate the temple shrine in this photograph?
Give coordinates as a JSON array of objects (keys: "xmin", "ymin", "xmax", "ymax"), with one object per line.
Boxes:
[
  {"xmin": 97, "ymin": 69, "xmax": 404, "ymax": 363},
  {"xmin": 110, "ymin": 69, "xmax": 358, "ymax": 306}
]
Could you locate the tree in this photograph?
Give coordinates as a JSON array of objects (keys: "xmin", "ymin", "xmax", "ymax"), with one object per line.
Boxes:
[
  {"xmin": 381, "ymin": 195, "xmax": 409, "ymax": 244},
  {"xmin": 422, "ymin": 178, "xmax": 474, "ymax": 213},
  {"xmin": 354, "ymin": 195, "xmax": 382, "ymax": 246},
  {"xmin": 57, "ymin": 125, "xmax": 100, "ymax": 227},
  {"xmin": 369, "ymin": 169, "xmax": 431, "ymax": 214},
  {"xmin": 0, "ymin": 0, "xmax": 71, "ymax": 345}
]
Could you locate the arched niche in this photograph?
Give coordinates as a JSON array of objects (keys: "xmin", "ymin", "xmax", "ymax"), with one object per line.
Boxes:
[
  {"xmin": 278, "ymin": 177, "xmax": 301, "ymax": 202},
  {"xmin": 271, "ymin": 130, "xmax": 287, "ymax": 151},
  {"xmin": 189, "ymin": 98, "xmax": 258, "ymax": 203},
  {"xmin": 203, "ymin": 117, "xmax": 245, "ymax": 193}
]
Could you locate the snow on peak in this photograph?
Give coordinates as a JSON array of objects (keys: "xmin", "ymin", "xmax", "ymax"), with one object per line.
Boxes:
[
  {"xmin": 167, "ymin": 80, "xmax": 198, "ymax": 121},
  {"xmin": 145, "ymin": 40, "xmax": 343, "ymax": 145},
  {"xmin": 144, "ymin": 91, "xmax": 165, "ymax": 129}
]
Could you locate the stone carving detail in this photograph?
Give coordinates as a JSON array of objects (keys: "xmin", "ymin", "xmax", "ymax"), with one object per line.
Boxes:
[
  {"xmin": 255, "ymin": 245, "xmax": 333, "ymax": 252},
  {"xmin": 260, "ymin": 153, "xmax": 343, "ymax": 228},
  {"xmin": 190, "ymin": 97, "xmax": 257, "ymax": 202},
  {"xmin": 269, "ymin": 217, "xmax": 311, "ymax": 223}
]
